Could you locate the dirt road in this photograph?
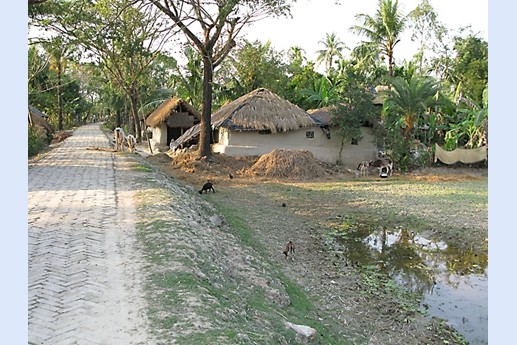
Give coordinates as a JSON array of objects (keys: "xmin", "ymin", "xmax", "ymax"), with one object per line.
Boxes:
[{"xmin": 28, "ymin": 124, "xmax": 152, "ymax": 345}]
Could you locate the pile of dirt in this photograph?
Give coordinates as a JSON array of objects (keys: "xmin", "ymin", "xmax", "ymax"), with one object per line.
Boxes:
[
  {"xmin": 144, "ymin": 148, "xmax": 329, "ymax": 186},
  {"xmin": 245, "ymin": 149, "xmax": 327, "ymax": 180},
  {"xmin": 52, "ymin": 130, "xmax": 73, "ymax": 143},
  {"xmin": 174, "ymin": 151, "xmax": 257, "ymax": 175},
  {"xmin": 145, "ymin": 152, "xmax": 173, "ymax": 165}
]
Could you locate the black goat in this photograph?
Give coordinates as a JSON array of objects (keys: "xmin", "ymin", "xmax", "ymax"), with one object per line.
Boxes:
[{"xmin": 199, "ymin": 182, "xmax": 215, "ymax": 194}]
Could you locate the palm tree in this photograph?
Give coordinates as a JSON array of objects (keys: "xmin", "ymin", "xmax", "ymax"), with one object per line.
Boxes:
[
  {"xmin": 43, "ymin": 36, "xmax": 71, "ymax": 131},
  {"xmin": 315, "ymin": 32, "xmax": 347, "ymax": 73},
  {"xmin": 288, "ymin": 46, "xmax": 306, "ymax": 67},
  {"xmin": 350, "ymin": 0, "xmax": 407, "ymax": 77},
  {"xmin": 384, "ymin": 75, "xmax": 440, "ymax": 138}
]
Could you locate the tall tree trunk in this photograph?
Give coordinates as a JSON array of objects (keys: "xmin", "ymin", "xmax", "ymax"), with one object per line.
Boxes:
[
  {"xmin": 128, "ymin": 88, "xmax": 141, "ymax": 142},
  {"xmin": 115, "ymin": 109, "xmax": 121, "ymax": 128},
  {"xmin": 199, "ymin": 56, "xmax": 213, "ymax": 158},
  {"xmin": 127, "ymin": 96, "xmax": 136, "ymax": 140},
  {"xmin": 388, "ymin": 52, "xmax": 394, "ymax": 77},
  {"xmin": 57, "ymin": 63, "xmax": 63, "ymax": 131}
]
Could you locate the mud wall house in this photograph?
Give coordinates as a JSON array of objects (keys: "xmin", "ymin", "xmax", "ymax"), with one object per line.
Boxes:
[
  {"xmin": 145, "ymin": 97, "xmax": 202, "ymax": 152},
  {"xmin": 172, "ymin": 88, "xmax": 373, "ymax": 168},
  {"xmin": 307, "ymin": 106, "xmax": 378, "ymax": 166},
  {"xmin": 173, "ymin": 88, "xmax": 322, "ymax": 156}
]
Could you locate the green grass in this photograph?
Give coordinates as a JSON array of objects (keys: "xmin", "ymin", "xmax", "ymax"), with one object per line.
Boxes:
[
  {"xmin": 132, "ymin": 158, "xmax": 485, "ymax": 344},
  {"xmin": 131, "ymin": 163, "xmax": 154, "ymax": 172},
  {"xmin": 134, "ymin": 179, "xmax": 349, "ymax": 343},
  {"xmin": 209, "ymin": 198, "xmax": 347, "ymax": 345}
]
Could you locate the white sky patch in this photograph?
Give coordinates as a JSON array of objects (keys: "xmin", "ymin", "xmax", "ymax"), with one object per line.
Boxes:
[{"xmin": 242, "ymin": 0, "xmax": 488, "ymax": 69}]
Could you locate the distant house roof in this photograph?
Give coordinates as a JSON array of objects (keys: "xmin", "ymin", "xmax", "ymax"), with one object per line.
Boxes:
[
  {"xmin": 307, "ymin": 106, "xmax": 335, "ymax": 126},
  {"xmin": 29, "ymin": 105, "xmax": 49, "ymax": 119},
  {"xmin": 28, "ymin": 105, "xmax": 53, "ymax": 134},
  {"xmin": 145, "ymin": 97, "xmax": 201, "ymax": 128},
  {"xmin": 373, "ymin": 85, "xmax": 391, "ymax": 105},
  {"xmin": 212, "ymin": 88, "xmax": 315, "ymax": 132},
  {"xmin": 173, "ymin": 88, "xmax": 317, "ymax": 148}
]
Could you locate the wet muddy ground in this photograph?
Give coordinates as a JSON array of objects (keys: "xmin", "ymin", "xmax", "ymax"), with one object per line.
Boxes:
[{"xmin": 331, "ymin": 224, "xmax": 487, "ymax": 344}]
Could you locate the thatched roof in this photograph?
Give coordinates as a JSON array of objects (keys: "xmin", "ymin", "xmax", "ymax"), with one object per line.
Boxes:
[
  {"xmin": 173, "ymin": 88, "xmax": 316, "ymax": 148},
  {"xmin": 145, "ymin": 97, "xmax": 202, "ymax": 128},
  {"xmin": 212, "ymin": 88, "xmax": 315, "ymax": 132},
  {"xmin": 28, "ymin": 105, "xmax": 53, "ymax": 134}
]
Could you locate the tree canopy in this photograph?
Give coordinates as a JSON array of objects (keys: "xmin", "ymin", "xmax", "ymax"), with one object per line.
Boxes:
[{"xmin": 27, "ymin": 0, "xmax": 488, "ymax": 169}]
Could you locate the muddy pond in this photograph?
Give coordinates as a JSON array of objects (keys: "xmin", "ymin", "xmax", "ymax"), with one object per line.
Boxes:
[{"xmin": 330, "ymin": 222, "xmax": 488, "ymax": 345}]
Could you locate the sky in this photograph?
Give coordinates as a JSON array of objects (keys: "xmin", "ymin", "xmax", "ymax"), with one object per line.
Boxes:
[{"xmin": 241, "ymin": 0, "xmax": 488, "ymax": 69}]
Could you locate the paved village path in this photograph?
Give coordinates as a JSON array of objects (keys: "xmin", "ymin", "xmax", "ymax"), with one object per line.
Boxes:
[{"xmin": 28, "ymin": 123, "xmax": 153, "ymax": 345}]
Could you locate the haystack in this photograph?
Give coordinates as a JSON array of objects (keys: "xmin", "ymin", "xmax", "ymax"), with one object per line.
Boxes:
[{"xmin": 246, "ymin": 149, "xmax": 327, "ymax": 180}]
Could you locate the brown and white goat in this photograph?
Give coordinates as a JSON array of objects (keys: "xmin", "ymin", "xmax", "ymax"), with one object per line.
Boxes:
[
  {"xmin": 126, "ymin": 134, "xmax": 136, "ymax": 153},
  {"xmin": 357, "ymin": 161, "xmax": 370, "ymax": 177},
  {"xmin": 283, "ymin": 241, "xmax": 295, "ymax": 258}
]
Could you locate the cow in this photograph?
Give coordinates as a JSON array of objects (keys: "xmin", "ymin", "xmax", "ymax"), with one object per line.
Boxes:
[
  {"xmin": 114, "ymin": 127, "xmax": 125, "ymax": 152},
  {"xmin": 369, "ymin": 157, "xmax": 394, "ymax": 177},
  {"xmin": 126, "ymin": 134, "xmax": 137, "ymax": 153}
]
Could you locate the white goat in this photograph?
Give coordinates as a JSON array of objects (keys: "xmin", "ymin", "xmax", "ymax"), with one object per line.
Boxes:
[{"xmin": 114, "ymin": 127, "xmax": 125, "ymax": 152}]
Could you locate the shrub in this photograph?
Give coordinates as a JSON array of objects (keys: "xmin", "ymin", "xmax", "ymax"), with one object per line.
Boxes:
[{"xmin": 28, "ymin": 126, "xmax": 48, "ymax": 157}]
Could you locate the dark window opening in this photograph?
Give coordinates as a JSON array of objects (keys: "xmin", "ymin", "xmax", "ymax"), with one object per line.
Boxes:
[
  {"xmin": 306, "ymin": 131, "xmax": 315, "ymax": 138},
  {"xmin": 320, "ymin": 126, "xmax": 331, "ymax": 139}
]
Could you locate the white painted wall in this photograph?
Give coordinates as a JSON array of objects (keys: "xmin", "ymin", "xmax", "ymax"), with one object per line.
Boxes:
[
  {"xmin": 212, "ymin": 126, "xmax": 378, "ymax": 169},
  {"xmin": 150, "ymin": 123, "xmax": 168, "ymax": 150}
]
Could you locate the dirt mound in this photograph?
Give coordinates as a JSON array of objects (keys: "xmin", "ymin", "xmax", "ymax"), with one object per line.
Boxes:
[
  {"xmin": 52, "ymin": 130, "xmax": 73, "ymax": 143},
  {"xmin": 171, "ymin": 151, "xmax": 256, "ymax": 175},
  {"xmin": 146, "ymin": 152, "xmax": 173, "ymax": 165},
  {"xmin": 245, "ymin": 149, "xmax": 327, "ymax": 180}
]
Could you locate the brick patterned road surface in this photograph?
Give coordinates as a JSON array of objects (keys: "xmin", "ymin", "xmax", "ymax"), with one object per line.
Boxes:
[{"xmin": 28, "ymin": 124, "xmax": 152, "ymax": 345}]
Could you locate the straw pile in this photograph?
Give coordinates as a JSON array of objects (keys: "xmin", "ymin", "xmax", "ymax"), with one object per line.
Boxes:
[
  {"xmin": 169, "ymin": 150, "xmax": 258, "ymax": 176},
  {"xmin": 246, "ymin": 149, "xmax": 327, "ymax": 180}
]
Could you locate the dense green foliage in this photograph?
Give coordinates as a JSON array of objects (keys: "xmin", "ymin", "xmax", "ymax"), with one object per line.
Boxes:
[
  {"xmin": 28, "ymin": 126, "xmax": 48, "ymax": 157},
  {"xmin": 28, "ymin": 0, "xmax": 488, "ymax": 167}
]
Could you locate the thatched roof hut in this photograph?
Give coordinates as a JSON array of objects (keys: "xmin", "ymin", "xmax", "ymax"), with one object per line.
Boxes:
[
  {"xmin": 174, "ymin": 88, "xmax": 316, "ymax": 148},
  {"xmin": 28, "ymin": 105, "xmax": 53, "ymax": 134},
  {"xmin": 145, "ymin": 97, "xmax": 201, "ymax": 128},
  {"xmin": 145, "ymin": 97, "xmax": 202, "ymax": 151}
]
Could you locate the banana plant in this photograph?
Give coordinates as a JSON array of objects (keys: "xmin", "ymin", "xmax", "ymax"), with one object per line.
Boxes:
[
  {"xmin": 444, "ymin": 86, "xmax": 487, "ymax": 150},
  {"xmin": 299, "ymin": 75, "xmax": 341, "ymax": 108}
]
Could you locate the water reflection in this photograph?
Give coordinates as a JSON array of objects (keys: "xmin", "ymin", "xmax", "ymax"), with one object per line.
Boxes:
[{"xmin": 330, "ymin": 222, "xmax": 488, "ymax": 345}]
